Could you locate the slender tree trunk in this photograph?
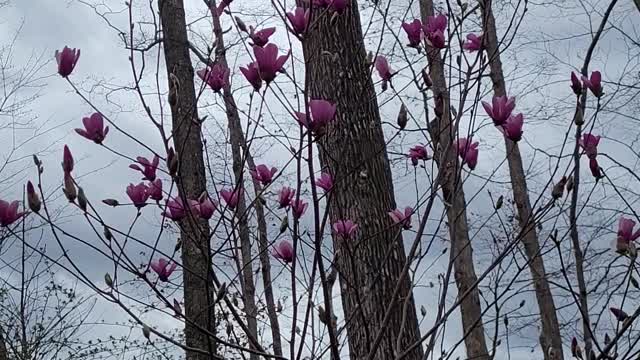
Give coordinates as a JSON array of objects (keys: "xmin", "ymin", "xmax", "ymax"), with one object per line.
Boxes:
[
  {"xmin": 418, "ymin": 0, "xmax": 490, "ymax": 358},
  {"xmin": 300, "ymin": 2, "xmax": 423, "ymax": 359},
  {"xmin": 205, "ymin": 1, "xmax": 280, "ymax": 356},
  {"xmin": 479, "ymin": 1, "xmax": 564, "ymax": 358},
  {"xmin": 158, "ymin": 1, "xmax": 215, "ymax": 358},
  {"xmin": 0, "ymin": 327, "xmax": 7, "ymax": 360}
]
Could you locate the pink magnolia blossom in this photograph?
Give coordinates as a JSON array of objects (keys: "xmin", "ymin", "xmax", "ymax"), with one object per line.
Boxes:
[
  {"xmin": 463, "ymin": 33, "xmax": 482, "ymax": 52},
  {"xmin": 375, "ymin": 56, "xmax": 394, "ymax": 82},
  {"xmin": 249, "ymin": 26, "xmax": 276, "ymax": 47},
  {"xmin": 130, "ymin": 155, "xmax": 160, "ymax": 181},
  {"xmin": 27, "ymin": 181, "xmax": 41, "ymax": 213},
  {"xmin": 582, "ymin": 71, "xmax": 603, "ymax": 97},
  {"xmin": 163, "ymin": 197, "xmax": 187, "ymax": 221},
  {"xmin": 314, "ymin": 173, "xmax": 333, "ymax": 192},
  {"xmin": 570, "ymin": 72, "xmax": 582, "ymax": 95},
  {"xmin": 197, "ymin": 63, "xmax": 230, "ymax": 92},
  {"xmin": 150, "ymin": 258, "xmax": 177, "ymax": 282},
  {"xmin": 408, "ymin": 145, "xmax": 430, "ymax": 166},
  {"xmin": 287, "ymin": 7, "xmax": 309, "ymax": 35},
  {"xmin": 296, "ymin": 99, "xmax": 337, "ymax": 134},
  {"xmin": 610, "ymin": 307, "xmax": 629, "ymax": 322},
  {"xmin": 253, "ymin": 44, "xmax": 290, "ymax": 83},
  {"xmin": 290, "ymin": 199, "xmax": 308, "ymax": 219},
  {"xmin": 589, "ymin": 157, "xmax": 602, "ymax": 179},
  {"xmin": 220, "ymin": 188, "xmax": 240, "ymax": 209},
  {"xmin": 333, "ymin": 220, "xmax": 358, "ymax": 239},
  {"xmin": 456, "ymin": 138, "xmax": 479, "ymax": 170},
  {"xmin": 251, "ymin": 164, "xmax": 278, "ymax": 186},
  {"xmin": 75, "ymin": 112, "xmax": 109, "ymax": 144},
  {"xmin": 55, "ymin": 46, "xmax": 80, "ymax": 78},
  {"xmin": 0, "ymin": 200, "xmax": 24, "ymax": 227},
  {"xmin": 481, "ymin": 95, "xmax": 516, "ymax": 126},
  {"xmin": 240, "ymin": 62, "xmax": 263, "ymax": 91},
  {"xmin": 147, "ymin": 179, "xmax": 163, "ymax": 201},
  {"xmin": 617, "ymin": 217, "xmax": 640, "ymax": 253},
  {"xmin": 402, "ymin": 19, "xmax": 423, "ymax": 48},
  {"xmin": 426, "ymin": 30, "xmax": 446, "ymax": 49},
  {"xmin": 389, "ymin": 207, "xmax": 413, "ymax": 229},
  {"xmin": 501, "ymin": 113, "xmax": 524, "ymax": 142},
  {"xmin": 579, "ymin": 133, "xmax": 600, "ymax": 159},
  {"xmin": 278, "ymin": 186, "xmax": 295, "ymax": 208},
  {"xmin": 126, "ymin": 182, "xmax": 150, "ymax": 208},
  {"xmin": 195, "ymin": 195, "xmax": 217, "ymax": 220},
  {"xmin": 62, "ymin": 145, "xmax": 74, "ymax": 173},
  {"xmin": 424, "ymin": 14, "xmax": 447, "ymax": 34},
  {"xmin": 272, "ymin": 240, "xmax": 294, "ymax": 263}
]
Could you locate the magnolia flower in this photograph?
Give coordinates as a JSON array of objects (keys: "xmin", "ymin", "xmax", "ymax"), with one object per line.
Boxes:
[
  {"xmin": 240, "ymin": 61, "xmax": 263, "ymax": 91},
  {"xmin": 290, "ymin": 199, "xmax": 308, "ymax": 219},
  {"xmin": 424, "ymin": 14, "xmax": 447, "ymax": 34},
  {"xmin": 482, "ymin": 95, "xmax": 516, "ymax": 126},
  {"xmin": 389, "ymin": 207, "xmax": 413, "ymax": 229},
  {"xmin": 150, "ymin": 258, "xmax": 177, "ymax": 282},
  {"xmin": 147, "ymin": 179, "xmax": 163, "ymax": 201},
  {"xmin": 616, "ymin": 216, "xmax": 640, "ymax": 253},
  {"xmin": 195, "ymin": 195, "xmax": 217, "ymax": 220},
  {"xmin": 333, "ymin": 220, "xmax": 358, "ymax": 239},
  {"xmin": 589, "ymin": 157, "xmax": 602, "ymax": 179},
  {"xmin": 130, "ymin": 155, "xmax": 160, "ymax": 181},
  {"xmin": 501, "ymin": 113, "xmax": 524, "ymax": 142},
  {"xmin": 579, "ymin": 133, "xmax": 600, "ymax": 159},
  {"xmin": 251, "ymin": 164, "xmax": 278, "ymax": 186},
  {"xmin": 220, "ymin": 188, "xmax": 240, "ymax": 209},
  {"xmin": 375, "ymin": 56, "xmax": 394, "ymax": 82},
  {"xmin": 163, "ymin": 197, "xmax": 187, "ymax": 221},
  {"xmin": 463, "ymin": 33, "xmax": 482, "ymax": 52},
  {"xmin": 55, "ymin": 46, "xmax": 80, "ymax": 77},
  {"xmin": 76, "ymin": 112, "xmax": 109, "ymax": 144},
  {"xmin": 570, "ymin": 72, "xmax": 583, "ymax": 95},
  {"xmin": 197, "ymin": 63, "xmax": 230, "ymax": 92},
  {"xmin": 27, "ymin": 181, "xmax": 41, "ymax": 213},
  {"xmin": 272, "ymin": 240, "xmax": 294, "ymax": 263},
  {"xmin": 296, "ymin": 99, "xmax": 337, "ymax": 135},
  {"xmin": 408, "ymin": 145, "xmax": 430, "ymax": 166},
  {"xmin": 253, "ymin": 44, "xmax": 290, "ymax": 83},
  {"xmin": 126, "ymin": 182, "xmax": 150, "ymax": 208},
  {"xmin": 582, "ymin": 71, "xmax": 603, "ymax": 97},
  {"xmin": 402, "ymin": 19, "xmax": 423, "ymax": 48},
  {"xmin": 610, "ymin": 307, "xmax": 628, "ymax": 322},
  {"xmin": 287, "ymin": 7, "xmax": 309, "ymax": 35},
  {"xmin": 62, "ymin": 145, "xmax": 74, "ymax": 173},
  {"xmin": 426, "ymin": 30, "xmax": 446, "ymax": 49},
  {"xmin": 248, "ymin": 26, "xmax": 276, "ymax": 47},
  {"xmin": 278, "ymin": 186, "xmax": 295, "ymax": 208},
  {"xmin": 0, "ymin": 200, "xmax": 24, "ymax": 227},
  {"xmin": 456, "ymin": 138, "xmax": 479, "ymax": 170},
  {"xmin": 314, "ymin": 173, "xmax": 333, "ymax": 192}
]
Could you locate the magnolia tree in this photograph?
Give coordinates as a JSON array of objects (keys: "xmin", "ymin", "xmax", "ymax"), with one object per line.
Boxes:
[{"xmin": 2, "ymin": 0, "xmax": 639, "ymax": 359}]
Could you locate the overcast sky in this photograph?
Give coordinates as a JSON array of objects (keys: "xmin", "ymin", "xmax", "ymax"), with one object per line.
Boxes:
[{"xmin": 0, "ymin": 0, "xmax": 638, "ymax": 358}]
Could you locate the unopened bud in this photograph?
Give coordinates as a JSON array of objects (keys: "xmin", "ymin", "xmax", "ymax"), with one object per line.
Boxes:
[
  {"xmin": 63, "ymin": 173, "xmax": 77, "ymax": 202},
  {"xmin": 397, "ymin": 104, "xmax": 408, "ymax": 130},
  {"xmin": 552, "ymin": 176, "xmax": 567, "ymax": 200},
  {"xmin": 495, "ymin": 195, "xmax": 503, "ymax": 210},
  {"xmin": 420, "ymin": 305, "xmax": 427, "ymax": 317},
  {"xmin": 574, "ymin": 103, "xmax": 584, "ymax": 125},
  {"xmin": 235, "ymin": 16, "xmax": 248, "ymax": 32},
  {"xmin": 103, "ymin": 226, "xmax": 113, "ymax": 241},
  {"xmin": 77, "ymin": 187, "xmax": 88, "ymax": 212},
  {"xmin": 279, "ymin": 215, "xmax": 289, "ymax": 234},
  {"xmin": 566, "ymin": 175, "xmax": 574, "ymax": 193},
  {"xmin": 174, "ymin": 238, "xmax": 182, "ymax": 252},
  {"xmin": 104, "ymin": 273, "xmax": 114, "ymax": 288},
  {"xmin": 27, "ymin": 181, "xmax": 41, "ymax": 213},
  {"xmin": 102, "ymin": 199, "xmax": 119, "ymax": 207},
  {"xmin": 173, "ymin": 299, "xmax": 182, "ymax": 317},
  {"xmin": 422, "ymin": 68, "xmax": 432, "ymax": 88},
  {"xmin": 142, "ymin": 324, "xmax": 151, "ymax": 339}
]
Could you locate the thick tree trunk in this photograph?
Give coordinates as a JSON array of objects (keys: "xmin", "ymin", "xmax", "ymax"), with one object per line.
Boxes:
[
  {"xmin": 158, "ymin": 1, "xmax": 215, "ymax": 358},
  {"xmin": 418, "ymin": 0, "xmax": 490, "ymax": 358},
  {"xmin": 300, "ymin": 2, "xmax": 423, "ymax": 359},
  {"xmin": 479, "ymin": 1, "xmax": 564, "ymax": 358}
]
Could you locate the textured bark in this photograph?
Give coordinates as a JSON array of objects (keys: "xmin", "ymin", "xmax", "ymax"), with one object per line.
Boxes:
[
  {"xmin": 158, "ymin": 1, "xmax": 215, "ymax": 358},
  {"xmin": 206, "ymin": 1, "xmax": 279, "ymax": 355},
  {"xmin": 300, "ymin": 2, "xmax": 423, "ymax": 359},
  {"xmin": 479, "ymin": 1, "xmax": 563, "ymax": 358},
  {"xmin": 418, "ymin": 0, "xmax": 490, "ymax": 358},
  {"xmin": 0, "ymin": 328, "xmax": 7, "ymax": 360}
]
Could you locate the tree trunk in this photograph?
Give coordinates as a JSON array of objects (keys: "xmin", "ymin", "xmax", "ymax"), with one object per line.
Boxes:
[
  {"xmin": 479, "ymin": 1, "xmax": 564, "ymax": 358},
  {"xmin": 301, "ymin": 2, "xmax": 423, "ymax": 359},
  {"xmin": 158, "ymin": 1, "xmax": 215, "ymax": 358},
  {"xmin": 0, "ymin": 328, "xmax": 7, "ymax": 360},
  {"xmin": 418, "ymin": 0, "xmax": 490, "ymax": 358}
]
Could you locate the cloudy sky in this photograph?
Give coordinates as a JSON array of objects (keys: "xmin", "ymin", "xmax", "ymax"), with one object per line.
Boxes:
[{"xmin": 0, "ymin": 0, "xmax": 638, "ymax": 358}]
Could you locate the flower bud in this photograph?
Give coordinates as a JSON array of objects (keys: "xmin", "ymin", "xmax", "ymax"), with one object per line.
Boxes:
[
  {"xmin": 102, "ymin": 199, "xmax": 119, "ymax": 207},
  {"xmin": 63, "ymin": 173, "xmax": 77, "ymax": 202},
  {"xmin": 27, "ymin": 181, "xmax": 41, "ymax": 213},
  {"xmin": 397, "ymin": 104, "xmax": 408, "ymax": 130},
  {"xmin": 77, "ymin": 187, "xmax": 88, "ymax": 212}
]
